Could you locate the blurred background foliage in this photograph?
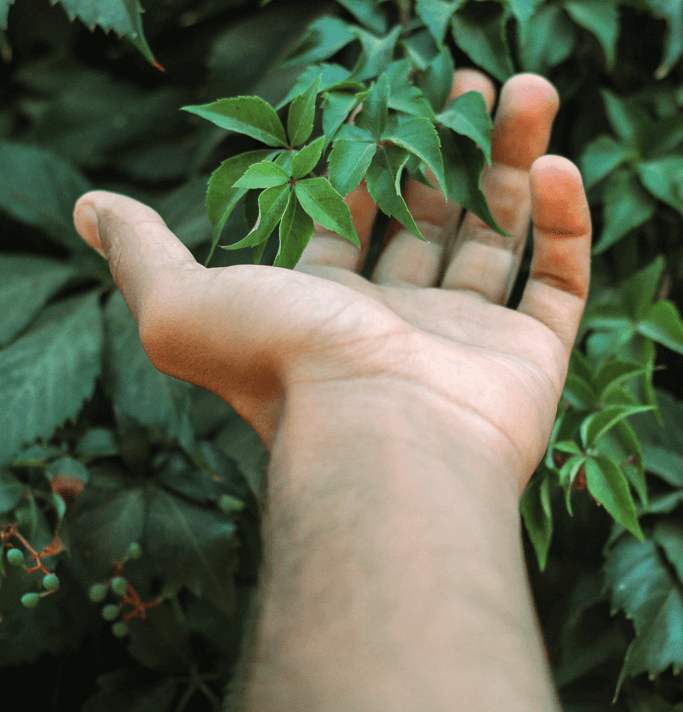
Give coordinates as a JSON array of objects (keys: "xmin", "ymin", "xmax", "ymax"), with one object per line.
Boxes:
[{"xmin": 0, "ymin": 0, "xmax": 682, "ymax": 710}]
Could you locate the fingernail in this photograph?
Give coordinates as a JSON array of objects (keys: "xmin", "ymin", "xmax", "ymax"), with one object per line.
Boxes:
[{"xmin": 75, "ymin": 204, "xmax": 105, "ymax": 258}]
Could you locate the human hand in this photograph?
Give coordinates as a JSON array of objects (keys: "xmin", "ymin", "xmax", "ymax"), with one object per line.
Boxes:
[{"xmin": 74, "ymin": 70, "xmax": 591, "ymax": 493}]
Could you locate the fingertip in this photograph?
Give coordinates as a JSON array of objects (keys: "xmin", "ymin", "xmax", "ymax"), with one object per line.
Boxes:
[
  {"xmin": 450, "ymin": 69, "xmax": 496, "ymax": 112},
  {"xmin": 530, "ymin": 155, "xmax": 591, "ymax": 237},
  {"xmin": 74, "ymin": 195, "xmax": 105, "ymax": 258}
]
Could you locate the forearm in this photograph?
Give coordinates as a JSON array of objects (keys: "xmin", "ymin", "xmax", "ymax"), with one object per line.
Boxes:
[{"xmin": 237, "ymin": 380, "xmax": 561, "ymax": 712}]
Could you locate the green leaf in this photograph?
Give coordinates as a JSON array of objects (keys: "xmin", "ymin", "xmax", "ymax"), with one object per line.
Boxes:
[
  {"xmin": 517, "ymin": 4, "xmax": 577, "ymax": 73},
  {"xmin": 57, "ymin": 0, "xmax": 158, "ymax": 66},
  {"xmin": 386, "ymin": 59, "xmax": 437, "ymax": 121},
  {"xmin": 597, "ymin": 419, "xmax": 648, "ymax": 509},
  {"xmin": 322, "ymin": 90, "xmax": 362, "ymax": 148},
  {"xmin": 365, "ymin": 145, "xmax": 423, "ymax": 240},
  {"xmin": 440, "ymin": 128, "xmax": 509, "ymax": 237},
  {"xmin": 291, "ymin": 136, "xmax": 325, "ymax": 179},
  {"xmin": 647, "ymin": 0, "xmax": 683, "ymax": 79},
  {"xmin": 594, "ymin": 168, "xmax": 657, "ymax": 255},
  {"xmin": 295, "ymin": 177, "xmax": 360, "ymax": 248},
  {"xmin": 564, "ymin": 0, "xmax": 620, "ymax": 71},
  {"xmin": 0, "ymin": 292, "xmax": 103, "ymax": 469},
  {"xmin": 417, "ymin": 46, "xmax": 455, "ymax": 114},
  {"xmin": 223, "ymin": 184, "xmax": 291, "ymax": 250},
  {"xmin": 234, "ymin": 161, "xmax": 291, "ymax": 189},
  {"xmin": 328, "ymin": 139, "xmax": 377, "ymax": 197},
  {"xmin": 402, "ymin": 26, "xmax": 441, "ymax": 70},
  {"xmin": 355, "ymin": 74, "xmax": 390, "ymax": 140},
  {"xmin": 580, "ymin": 135, "xmax": 636, "ymax": 191},
  {"xmin": 0, "ymin": 141, "xmax": 92, "ymax": 253},
  {"xmin": 638, "ymin": 156, "xmax": 683, "ymax": 216},
  {"xmin": 595, "ymin": 359, "xmax": 649, "ymax": 400},
  {"xmin": 349, "ymin": 25, "xmax": 402, "ymax": 82},
  {"xmin": 450, "ymin": 3, "xmax": 514, "ymax": 83},
  {"xmin": 145, "ymin": 486, "xmax": 239, "ymax": 617},
  {"xmin": 205, "ymin": 150, "xmax": 275, "ymax": 264},
  {"xmin": 45, "ymin": 456, "xmax": 90, "ymax": 485},
  {"xmin": 438, "ymin": 90, "xmax": 493, "ymax": 167},
  {"xmin": 0, "ymin": 470, "xmax": 26, "ymax": 516},
  {"xmin": 603, "ymin": 536, "xmax": 683, "ymax": 694},
  {"xmin": 581, "ymin": 405, "xmax": 656, "ymax": 450},
  {"xmin": 585, "ymin": 457, "xmax": 644, "ymax": 541},
  {"xmin": 564, "ymin": 373, "xmax": 598, "ymax": 409},
  {"xmin": 276, "ymin": 64, "xmax": 356, "ymax": 110},
  {"xmin": 600, "ymin": 90, "xmax": 647, "ymax": 150},
  {"xmin": 653, "ymin": 518, "xmax": 683, "ymax": 583},
  {"xmin": 274, "ymin": 192, "xmax": 316, "ymax": 269},
  {"xmin": 622, "ymin": 255, "xmax": 666, "ymax": 322},
  {"xmin": 642, "ymin": 445, "xmax": 683, "ymax": 488},
  {"xmin": 288, "ymin": 75, "xmax": 321, "ymax": 147},
  {"xmin": 182, "ymin": 96, "xmax": 288, "ymax": 147},
  {"xmin": 637, "ymin": 300, "xmax": 683, "ymax": 355},
  {"xmin": 508, "ymin": 0, "xmax": 545, "ymax": 47},
  {"xmin": 281, "ymin": 17, "xmax": 356, "ymax": 68},
  {"xmin": 335, "ymin": 0, "xmax": 388, "ymax": 35},
  {"xmin": 103, "ymin": 292, "xmax": 192, "ymax": 440},
  {"xmin": 415, "ymin": 0, "xmax": 464, "ymax": 46},
  {"xmin": 382, "ymin": 115, "xmax": 447, "ymax": 198},
  {"xmin": 520, "ymin": 473, "xmax": 554, "ymax": 572},
  {"xmin": 0, "ymin": 256, "xmax": 79, "ymax": 348}
]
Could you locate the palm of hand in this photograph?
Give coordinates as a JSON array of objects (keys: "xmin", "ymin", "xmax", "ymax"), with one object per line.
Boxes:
[{"xmin": 74, "ymin": 71, "xmax": 591, "ymax": 485}]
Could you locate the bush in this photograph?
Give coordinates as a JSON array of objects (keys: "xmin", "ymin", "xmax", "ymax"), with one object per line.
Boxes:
[{"xmin": 1, "ymin": 0, "xmax": 682, "ymax": 709}]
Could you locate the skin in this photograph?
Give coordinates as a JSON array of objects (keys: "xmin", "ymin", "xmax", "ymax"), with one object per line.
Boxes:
[{"xmin": 74, "ymin": 70, "xmax": 592, "ymax": 710}]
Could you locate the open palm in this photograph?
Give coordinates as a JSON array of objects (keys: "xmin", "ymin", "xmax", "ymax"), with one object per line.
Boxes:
[{"xmin": 74, "ymin": 71, "xmax": 591, "ymax": 489}]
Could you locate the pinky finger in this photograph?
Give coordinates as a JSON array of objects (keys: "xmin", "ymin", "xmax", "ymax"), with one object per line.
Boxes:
[{"xmin": 516, "ymin": 156, "xmax": 592, "ymax": 357}]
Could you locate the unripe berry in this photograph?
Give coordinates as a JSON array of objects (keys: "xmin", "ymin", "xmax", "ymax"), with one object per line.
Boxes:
[
  {"xmin": 126, "ymin": 542, "xmax": 142, "ymax": 560},
  {"xmin": 43, "ymin": 573, "xmax": 60, "ymax": 591},
  {"xmin": 7, "ymin": 548, "xmax": 25, "ymax": 566},
  {"xmin": 111, "ymin": 576, "xmax": 128, "ymax": 596},
  {"xmin": 111, "ymin": 621, "xmax": 129, "ymax": 638},
  {"xmin": 102, "ymin": 604, "xmax": 120, "ymax": 621},
  {"xmin": 21, "ymin": 592, "xmax": 40, "ymax": 609},
  {"xmin": 88, "ymin": 583, "xmax": 108, "ymax": 602}
]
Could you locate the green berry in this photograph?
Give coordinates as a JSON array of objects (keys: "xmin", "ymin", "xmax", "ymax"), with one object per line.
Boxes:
[
  {"xmin": 102, "ymin": 604, "xmax": 120, "ymax": 621},
  {"xmin": 43, "ymin": 573, "xmax": 60, "ymax": 591},
  {"xmin": 126, "ymin": 542, "xmax": 142, "ymax": 560},
  {"xmin": 111, "ymin": 621, "xmax": 129, "ymax": 638},
  {"xmin": 88, "ymin": 582, "xmax": 108, "ymax": 603},
  {"xmin": 7, "ymin": 548, "xmax": 25, "ymax": 566},
  {"xmin": 21, "ymin": 592, "xmax": 40, "ymax": 609},
  {"xmin": 111, "ymin": 576, "xmax": 128, "ymax": 596}
]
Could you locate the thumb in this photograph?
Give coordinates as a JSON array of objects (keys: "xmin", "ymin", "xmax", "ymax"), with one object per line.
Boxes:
[{"xmin": 73, "ymin": 190, "xmax": 200, "ymax": 323}]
